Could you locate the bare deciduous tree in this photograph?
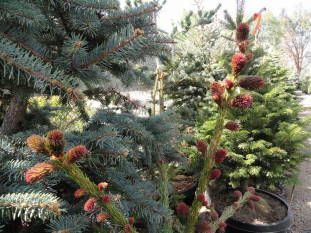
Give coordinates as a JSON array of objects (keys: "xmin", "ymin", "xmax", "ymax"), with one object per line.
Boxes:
[{"xmin": 283, "ymin": 9, "xmax": 311, "ymax": 78}]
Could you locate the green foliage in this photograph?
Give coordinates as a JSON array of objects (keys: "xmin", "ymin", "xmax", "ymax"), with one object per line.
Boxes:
[
  {"xmin": 164, "ymin": 6, "xmax": 226, "ymax": 126},
  {"xmin": 0, "ymin": 135, "xmax": 66, "ymax": 226},
  {"xmin": 0, "ymin": 192, "xmax": 65, "ymax": 222},
  {"xmin": 301, "ymin": 75, "xmax": 311, "ymax": 94},
  {"xmin": 46, "ymin": 214, "xmax": 89, "ymax": 233},
  {"xmin": 193, "ymin": 3, "xmax": 309, "ymax": 191},
  {"xmin": 0, "ymin": 107, "xmax": 183, "ymax": 232},
  {"xmin": 0, "ymin": 0, "xmax": 179, "ymax": 232},
  {"xmin": 0, "ymin": 37, "xmax": 80, "ymax": 99},
  {"xmin": 27, "ymin": 96, "xmax": 87, "ymax": 131},
  {"xmin": 0, "ymin": 0, "xmax": 170, "ymax": 135},
  {"xmin": 1, "ymin": 0, "xmax": 310, "ymax": 232},
  {"xmin": 64, "ymin": 109, "xmax": 182, "ymax": 232},
  {"xmin": 198, "ymin": 55, "xmax": 310, "ymax": 190}
]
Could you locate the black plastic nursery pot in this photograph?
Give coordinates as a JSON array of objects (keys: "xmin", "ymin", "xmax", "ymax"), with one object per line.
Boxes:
[
  {"xmin": 173, "ymin": 174, "xmax": 197, "ymax": 205},
  {"xmin": 225, "ymin": 189, "xmax": 292, "ymax": 233}
]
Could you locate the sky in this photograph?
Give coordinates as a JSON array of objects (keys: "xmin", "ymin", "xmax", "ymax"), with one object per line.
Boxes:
[{"xmin": 156, "ymin": 0, "xmax": 311, "ymax": 32}]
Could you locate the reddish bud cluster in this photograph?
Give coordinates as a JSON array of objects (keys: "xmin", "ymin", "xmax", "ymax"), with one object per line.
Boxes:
[
  {"xmin": 239, "ymin": 76, "xmax": 264, "ymax": 90},
  {"xmin": 232, "ymin": 190, "xmax": 242, "ymax": 200},
  {"xmin": 129, "ymin": 216, "xmax": 135, "ymax": 225},
  {"xmin": 102, "ymin": 195, "xmax": 110, "ymax": 204},
  {"xmin": 74, "ymin": 188, "xmax": 86, "ymax": 199},
  {"xmin": 27, "ymin": 135, "xmax": 47, "ymax": 154},
  {"xmin": 46, "ymin": 130, "xmax": 64, "ymax": 155},
  {"xmin": 98, "ymin": 182, "xmax": 109, "ymax": 191},
  {"xmin": 224, "ymin": 121, "xmax": 240, "ymax": 131},
  {"xmin": 236, "ymin": 23, "xmax": 250, "ymax": 42},
  {"xmin": 214, "ymin": 149, "xmax": 228, "ymax": 163},
  {"xmin": 47, "ymin": 129, "xmax": 64, "ymax": 141},
  {"xmin": 96, "ymin": 213, "xmax": 108, "ymax": 223},
  {"xmin": 196, "ymin": 221, "xmax": 211, "ymax": 233},
  {"xmin": 66, "ymin": 145, "xmax": 88, "ymax": 163},
  {"xmin": 124, "ymin": 224, "xmax": 132, "ymax": 233},
  {"xmin": 211, "ymin": 82, "xmax": 225, "ymax": 104},
  {"xmin": 210, "ymin": 169, "xmax": 221, "ymax": 179},
  {"xmin": 196, "ymin": 140, "xmax": 208, "ymax": 154},
  {"xmin": 231, "ymin": 53, "xmax": 247, "ymax": 75},
  {"xmin": 249, "ymin": 194, "xmax": 261, "ymax": 202},
  {"xmin": 197, "ymin": 193, "xmax": 205, "ymax": 202},
  {"xmin": 84, "ymin": 198, "xmax": 97, "ymax": 212},
  {"xmin": 232, "ymin": 95, "xmax": 253, "ymax": 108},
  {"xmin": 25, "ymin": 162, "xmax": 55, "ymax": 183},
  {"xmin": 197, "ymin": 193, "xmax": 209, "ymax": 206},
  {"xmin": 224, "ymin": 79, "xmax": 234, "ymax": 90},
  {"xmin": 176, "ymin": 202, "xmax": 190, "ymax": 217},
  {"xmin": 246, "ymin": 187, "xmax": 260, "ymax": 210}
]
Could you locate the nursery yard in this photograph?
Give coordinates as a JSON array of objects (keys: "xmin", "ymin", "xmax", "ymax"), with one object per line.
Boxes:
[
  {"xmin": 289, "ymin": 94, "xmax": 311, "ymax": 233},
  {"xmin": 1, "ymin": 0, "xmax": 311, "ymax": 233}
]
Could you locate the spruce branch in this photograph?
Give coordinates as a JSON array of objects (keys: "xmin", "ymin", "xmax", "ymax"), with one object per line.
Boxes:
[
  {"xmin": 53, "ymin": 161, "xmax": 131, "ymax": 228},
  {"xmin": 158, "ymin": 163, "xmax": 173, "ymax": 233},
  {"xmin": 99, "ymin": 3, "xmax": 159, "ymax": 21},
  {"xmin": 0, "ymin": 31, "xmax": 52, "ymax": 64},
  {"xmin": 0, "ymin": 37, "xmax": 83, "ymax": 101},
  {"xmin": 85, "ymin": 87, "xmax": 146, "ymax": 109},
  {"xmin": 223, "ymin": 10, "xmax": 236, "ymax": 30},
  {"xmin": 63, "ymin": 0, "xmax": 119, "ymax": 11},
  {"xmin": 0, "ymin": 192, "xmax": 64, "ymax": 222},
  {"xmin": 81, "ymin": 28, "xmax": 144, "ymax": 68},
  {"xmin": 0, "ymin": 1, "xmax": 46, "ymax": 28},
  {"xmin": 46, "ymin": 214, "xmax": 89, "ymax": 233},
  {"xmin": 25, "ymin": 131, "xmax": 137, "ymax": 233}
]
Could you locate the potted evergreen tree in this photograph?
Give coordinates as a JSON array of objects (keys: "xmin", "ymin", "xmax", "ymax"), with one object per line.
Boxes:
[{"xmin": 194, "ymin": 2, "xmax": 295, "ymax": 233}]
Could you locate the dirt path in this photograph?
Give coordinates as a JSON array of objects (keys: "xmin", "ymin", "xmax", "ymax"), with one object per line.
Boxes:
[{"xmin": 288, "ymin": 93, "xmax": 311, "ymax": 233}]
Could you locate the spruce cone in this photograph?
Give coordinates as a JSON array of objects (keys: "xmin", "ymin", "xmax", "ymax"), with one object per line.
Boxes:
[
  {"xmin": 215, "ymin": 149, "xmax": 228, "ymax": 163},
  {"xmin": 231, "ymin": 53, "xmax": 247, "ymax": 75},
  {"xmin": 74, "ymin": 188, "xmax": 86, "ymax": 198},
  {"xmin": 27, "ymin": 135, "xmax": 47, "ymax": 153},
  {"xmin": 46, "ymin": 130, "xmax": 65, "ymax": 156},
  {"xmin": 176, "ymin": 202, "xmax": 190, "ymax": 217},
  {"xmin": 96, "ymin": 213, "xmax": 108, "ymax": 223},
  {"xmin": 224, "ymin": 121, "xmax": 241, "ymax": 131},
  {"xmin": 210, "ymin": 169, "xmax": 221, "ymax": 179},
  {"xmin": 239, "ymin": 76, "xmax": 265, "ymax": 90},
  {"xmin": 66, "ymin": 145, "xmax": 88, "ymax": 163},
  {"xmin": 236, "ymin": 23, "xmax": 250, "ymax": 42},
  {"xmin": 84, "ymin": 198, "xmax": 97, "ymax": 212},
  {"xmin": 25, "ymin": 162, "xmax": 55, "ymax": 183},
  {"xmin": 232, "ymin": 95, "xmax": 253, "ymax": 108},
  {"xmin": 196, "ymin": 140, "xmax": 208, "ymax": 154},
  {"xmin": 211, "ymin": 82, "xmax": 225, "ymax": 104}
]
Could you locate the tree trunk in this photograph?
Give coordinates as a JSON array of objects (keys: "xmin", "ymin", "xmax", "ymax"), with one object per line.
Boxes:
[{"xmin": 0, "ymin": 88, "xmax": 30, "ymax": 135}]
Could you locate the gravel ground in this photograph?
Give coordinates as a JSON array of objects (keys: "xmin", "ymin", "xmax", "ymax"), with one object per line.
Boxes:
[{"xmin": 287, "ymin": 93, "xmax": 311, "ymax": 233}]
